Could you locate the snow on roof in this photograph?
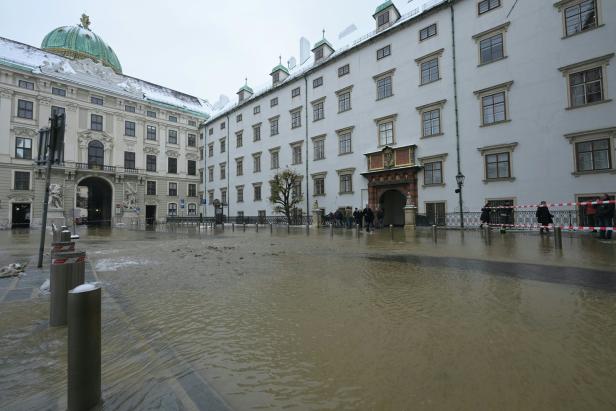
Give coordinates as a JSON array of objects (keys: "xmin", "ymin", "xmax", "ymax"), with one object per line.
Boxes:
[
  {"xmin": 205, "ymin": 0, "xmax": 448, "ymax": 124},
  {"xmin": 0, "ymin": 36, "xmax": 212, "ymax": 118}
]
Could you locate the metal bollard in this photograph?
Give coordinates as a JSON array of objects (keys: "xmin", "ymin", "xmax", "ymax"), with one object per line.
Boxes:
[
  {"xmin": 232, "ymin": 223, "xmax": 235, "ymax": 232},
  {"xmin": 287, "ymin": 224, "xmax": 290, "ymax": 234},
  {"xmin": 390, "ymin": 224, "xmax": 394, "ymax": 241},
  {"xmin": 554, "ymin": 226, "xmax": 563, "ymax": 249},
  {"xmin": 50, "ymin": 250, "xmax": 86, "ymax": 327},
  {"xmin": 356, "ymin": 224, "xmax": 360, "ymax": 238},
  {"xmin": 432, "ymin": 225, "xmax": 438, "ymax": 243},
  {"xmin": 68, "ymin": 283, "xmax": 102, "ymax": 411},
  {"xmin": 243, "ymin": 223, "xmax": 246, "ymax": 232},
  {"xmin": 256, "ymin": 223, "xmax": 259, "ymax": 232},
  {"xmin": 330, "ymin": 224, "xmax": 334, "ymax": 237},
  {"xmin": 270, "ymin": 223, "xmax": 273, "ymax": 234}
]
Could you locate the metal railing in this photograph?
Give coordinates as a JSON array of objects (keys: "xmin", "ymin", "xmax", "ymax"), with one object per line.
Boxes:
[
  {"xmin": 165, "ymin": 215, "xmax": 313, "ymax": 226},
  {"xmin": 443, "ymin": 210, "xmax": 578, "ymax": 228}
]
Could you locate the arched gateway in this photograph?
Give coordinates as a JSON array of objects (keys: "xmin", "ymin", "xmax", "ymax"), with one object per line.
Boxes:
[{"xmin": 76, "ymin": 176, "xmax": 113, "ymax": 226}]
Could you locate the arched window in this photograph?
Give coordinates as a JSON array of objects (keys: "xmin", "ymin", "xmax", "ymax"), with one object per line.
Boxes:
[{"xmin": 88, "ymin": 140, "xmax": 104, "ymax": 167}]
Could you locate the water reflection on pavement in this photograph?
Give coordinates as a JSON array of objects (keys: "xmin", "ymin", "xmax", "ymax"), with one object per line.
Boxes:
[{"xmin": 0, "ymin": 226, "xmax": 615, "ymax": 410}]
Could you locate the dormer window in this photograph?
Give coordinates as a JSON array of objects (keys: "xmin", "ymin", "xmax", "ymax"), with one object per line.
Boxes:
[
  {"xmin": 373, "ymin": 1, "xmax": 401, "ymax": 31},
  {"xmin": 237, "ymin": 81, "xmax": 254, "ymax": 102},
  {"xmin": 311, "ymin": 36, "xmax": 335, "ymax": 62},
  {"xmin": 315, "ymin": 48, "xmax": 323, "ymax": 60},
  {"xmin": 270, "ymin": 60, "xmax": 290, "ymax": 86},
  {"xmin": 377, "ymin": 12, "xmax": 389, "ymax": 27},
  {"xmin": 273, "ymin": 72, "xmax": 280, "ymax": 83}
]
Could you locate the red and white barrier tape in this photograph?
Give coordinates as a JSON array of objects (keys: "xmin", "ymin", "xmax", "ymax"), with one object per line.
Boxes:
[
  {"xmin": 484, "ymin": 200, "xmax": 615, "ymax": 209},
  {"xmin": 485, "ymin": 224, "xmax": 614, "ymax": 231},
  {"xmin": 52, "ymin": 256, "xmax": 86, "ymax": 265}
]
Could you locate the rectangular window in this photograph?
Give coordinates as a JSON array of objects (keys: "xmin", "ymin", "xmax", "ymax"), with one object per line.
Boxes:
[
  {"xmin": 576, "ymin": 139, "xmax": 611, "ymax": 171},
  {"xmin": 188, "ymin": 203, "xmax": 197, "ymax": 215},
  {"xmin": 565, "ymin": 0, "xmax": 597, "ymax": 36},
  {"xmin": 200, "ymin": 148, "xmax": 204, "ymax": 160},
  {"xmin": 420, "ymin": 23, "xmax": 437, "ymax": 41},
  {"xmin": 379, "ymin": 121, "xmax": 394, "ymax": 145},
  {"xmin": 90, "ymin": 114, "xmax": 103, "ymax": 131},
  {"xmin": 187, "ymin": 134, "xmax": 196, "ymax": 147},
  {"xmin": 292, "ymin": 87, "xmax": 301, "ymax": 98},
  {"xmin": 569, "ymin": 67, "xmax": 603, "ymax": 107},
  {"xmin": 236, "ymin": 132, "xmax": 243, "ymax": 148},
  {"xmin": 147, "ymin": 110, "xmax": 157, "ymax": 118},
  {"xmin": 208, "ymin": 191, "xmax": 214, "ymax": 205},
  {"xmin": 146, "ymin": 125, "xmax": 157, "ymax": 141},
  {"xmin": 313, "ymin": 77, "xmax": 323, "ymax": 88},
  {"xmin": 188, "ymin": 160, "xmax": 196, "ymax": 176},
  {"xmin": 168, "ymin": 203, "xmax": 178, "ymax": 216},
  {"xmin": 237, "ymin": 187, "xmax": 244, "ymax": 203},
  {"xmin": 51, "ymin": 106, "xmax": 65, "ymax": 117},
  {"xmin": 236, "ymin": 113, "xmax": 243, "ymax": 122},
  {"xmin": 338, "ymin": 64, "xmax": 350, "ymax": 77},
  {"xmin": 124, "ymin": 152, "xmax": 136, "ymax": 169},
  {"xmin": 426, "ymin": 202, "xmax": 446, "ymax": 226},
  {"xmin": 338, "ymin": 91, "xmax": 351, "ymax": 112},
  {"xmin": 254, "ymin": 105, "xmax": 260, "ymax": 114},
  {"xmin": 220, "ymin": 122, "xmax": 226, "ymax": 130},
  {"xmin": 124, "ymin": 104, "xmax": 135, "ymax": 113},
  {"xmin": 188, "ymin": 183, "xmax": 197, "ymax": 197},
  {"xmin": 221, "ymin": 189, "xmax": 228, "ymax": 205},
  {"xmin": 273, "ymin": 72, "xmax": 280, "ymax": 83},
  {"xmin": 313, "ymin": 101, "xmax": 324, "ymax": 121},
  {"xmin": 314, "ymin": 177, "xmax": 325, "ymax": 196},
  {"xmin": 91, "ymin": 96, "xmax": 103, "ymax": 105},
  {"xmin": 485, "ymin": 152, "xmax": 510, "ymax": 179},
  {"xmin": 253, "ymin": 155, "xmax": 261, "ymax": 173},
  {"xmin": 208, "ymin": 143, "xmax": 214, "ymax": 157},
  {"xmin": 269, "ymin": 119, "xmax": 278, "ymax": 136},
  {"xmin": 168, "ymin": 157, "xmax": 177, "ymax": 174},
  {"xmin": 168, "ymin": 130, "xmax": 178, "ymax": 144},
  {"xmin": 125, "ymin": 121, "xmax": 136, "ymax": 137},
  {"xmin": 482, "ymin": 92, "xmax": 506, "ymax": 125},
  {"xmin": 377, "ymin": 12, "xmax": 389, "ymax": 27},
  {"xmin": 15, "ymin": 137, "xmax": 32, "ymax": 159},
  {"xmin": 315, "ymin": 48, "xmax": 324, "ymax": 60},
  {"xmin": 271, "ymin": 97, "xmax": 278, "ymax": 107},
  {"xmin": 14, "ymin": 171, "xmax": 30, "ymax": 190},
  {"xmin": 478, "ymin": 0, "xmax": 500, "ymax": 14},
  {"xmin": 479, "ymin": 34, "xmax": 504, "ymax": 65},
  {"xmin": 168, "ymin": 115, "xmax": 177, "ymax": 123},
  {"xmin": 340, "ymin": 174, "xmax": 352, "ymax": 193},
  {"xmin": 376, "ymin": 45, "xmax": 391, "ymax": 60},
  {"xmin": 146, "ymin": 181, "xmax": 156, "ymax": 195},
  {"xmin": 271, "ymin": 151, "xmax": 279, "ymax": 169},
  {"xmin": 17, "ymin": 99, "xmax": 33, "ymax": 119},
  {"xmin": 422, "ymin": 109, "xmax": 441, "ymax": 137},
  {"xmin": 314, "ymin": 139, "xmax": 325, "ymax": 160},
  {"xmin": 188, "ymin": 120, "xmax": 197, "ymax": 126},
  {"xmin": 292, "ymin": 145, "xmax": 302, "ymax": 165},
  {"xmin": 208, "ymin": 167, "xmax": 214, "ymax": 182},
  {"xmin": 220, "ymin": 163, "xmax": 226, "ymax": 180},
  {"xmin": 236, "ymin": 158, "xmax": 243, "ymax": 176},
  {"xmin": 209, "ymin": 128, "xmax": 213, "ymax": 135},
  {"xmin": 52, "ymin": 87, "xmax": 66, "ymax": 96},
  {"xmin": 421, "ymin": 58, "xmax": 439, "ymax": 84},
  {"xmin": 424, "ymin": 161, "xmax": 443, "ymax": 185},
  {"xmin": 18, "ymin": 80, "xmax": 34, "ymax": 90},
  {"xmin": 377, "ymin": 76, "xmax": 393, "ymax": 100},
  {"xmin": 254, "ymin": 185, "xmax": 262, "ymax": 201},
  {"xmin": 291, "ymin": 109, "xmax": 302, "ymax": 128},
  {"xmin": 220, "ymin": 139, "xmax": 226, "ymax": 153},
  {"xmin": 339, "ymin": 132, "xmax": 352, "ymax": 154},
  {"xmin": 169, "ymin": 183, "xmax": 178, "ymax": 196},
  {"xmin": 146, "ymin": 155, "xmax": 157, "ymax": 172}
]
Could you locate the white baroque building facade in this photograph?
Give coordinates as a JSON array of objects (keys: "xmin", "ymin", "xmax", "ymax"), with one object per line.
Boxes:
[
  {"xmin": 202, "ymin": 0, "xmax": 615, "ymax": 226},
  {"xmin": 0, "ymin": 16, "xmax": 210, "ymax": 229}
]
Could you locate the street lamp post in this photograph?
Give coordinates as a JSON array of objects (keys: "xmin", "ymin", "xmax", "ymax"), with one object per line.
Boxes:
[{"xmin": 455, "ymin": 172, "xmax": 465, "ymax": 229}]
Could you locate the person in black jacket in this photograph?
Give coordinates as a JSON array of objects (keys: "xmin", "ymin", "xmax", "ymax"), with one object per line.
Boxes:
[
  {"xmin": 536, "ymin": 201, "xmax": 554, "ymax": 234},
  {"xmin": 596, "ymin": 193, "xmax": 614, "ymax": 240},
  {"xmin": 479, "ymin": 202, "xmax": 491, "ymax": 228}
]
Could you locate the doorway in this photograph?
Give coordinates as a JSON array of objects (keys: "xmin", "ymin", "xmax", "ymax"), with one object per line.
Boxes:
[
  {"xmin": 11, "ymin": 203, "xmax": 31, "ymax": 228},
  {"xmin": 146, "ymin": 205, "xmax": 156, "ymax": 225},
  {"xmin": 379, "ymin": 190, "xmax": 406, "ymax": 226},
  {"xmin": 77, "ymin": 177, "xmax": 112, "ymax": 226}
]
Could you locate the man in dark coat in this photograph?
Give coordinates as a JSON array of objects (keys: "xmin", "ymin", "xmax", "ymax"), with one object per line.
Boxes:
[
  {"xmin": 536, "ymin": 201, "xmax": 554, "ymax": 234},
  {"xmin": 596, "ymin": 194, "xmax": 614, "ymax": 240},
  {"xmin": 479, "ymin": 202, "xmax": 491, "ymax": 228},
  {"xmin": 363, "ymin": 206, "xmax": 374, "ymax": 232}
]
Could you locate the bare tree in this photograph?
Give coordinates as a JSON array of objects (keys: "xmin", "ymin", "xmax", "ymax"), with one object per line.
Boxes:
[{"xmin": 269, "ymin": 168, "xmax": 303, "ymax": 222}]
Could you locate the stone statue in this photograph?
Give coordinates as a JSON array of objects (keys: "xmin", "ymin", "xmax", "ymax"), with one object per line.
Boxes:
[
  {"xmin": 80, "ymin": 14, "xmax": 91, "ymax": 30},
  {"xmin": 49, "ymin": 184, "xmax": 63, "ymax": 209},
  {"xmin": 124, "ymin": 182, "xmax": 137, "ymax": 209},
  {"xmin": 313, "ymin": 199, "xmax": 319, "ymax": 210}
]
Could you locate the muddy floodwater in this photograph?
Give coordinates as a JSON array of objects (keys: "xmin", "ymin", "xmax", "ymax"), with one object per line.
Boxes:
[{"xmin": 1, "ymin": 226, "xmax": 616, "ymax": 410}]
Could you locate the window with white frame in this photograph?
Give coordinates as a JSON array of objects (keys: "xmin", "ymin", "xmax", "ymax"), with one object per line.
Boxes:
[
  {"xmin": 292, "ymin": 87, "xmax": 301, "ymax": 98},
  {"xmin": 312, "ymin": 100, "xmax": 324, "ymax": 121},
  {"xmin": 146, "ymin": 181, "xmax": 156, "ymax": 195},
  {"xmin": 236, "ymin": 157, "xmax": 243, "ymax": 176},
  {"xmin": 313, "ymin": 137, "xmax": 325, "ymax": 160},
  {"xmin": 473, "ymin": 23, "xmax": 509, "ymax": 65},
  {"xmin": 569, "ymin": 66, "xmax": 605, "ymax": 107},
  {"xmin": 485, "ymin": 153, "xmax": 510, "ymax": 179},
  {"xmin": 236, "ymin": 131, "xmax": 243, "ymax": 147},
  {"xmin": 474, "ymin": 81, "xmax": 513, "ymax": 126},
  {"xmin": 338, "ymin": 169, "xmax": 354, "ymax": 194},
  {"xmin": 269, "ymin": 118, "xmax": 278, "ymax": 136},
  {"xmin": 377, "ymin": 118, "xmax": 395, "ymax": 146},
  {"xmin": 377, "ymin": 11, "xmax": 389, "ymax": 28},
  {"xmin": 253, "ymin": 184, "xmax": 262, "ymax": 201},
  {"xmin": 376, "ymin": 45, "xmax": 391, "ymax": 60},
  {"xmin": 13, "ymin": 171, "xmax": 30, "ymax": 190},
  {"xmin": 208, "ymin": 166, "xmax": 214, "ymax": 182},
  {"xmin": 188, "ymin": 184, "xmax": 197, "ymax": 197},
  {"xmin": 168, "ymin": 129, "xmax": 178, "ymax": 144},
  {"xmin": 313, "ymin": 174, "xmax": 326, "ymax": 196},
  {"xmin": 337, "ymin": 88, "xmax": 352, "ymax": 112},
  {"xmin": 208, "ymin": 143, "xmax": 213, "ymax": 157},
  {"xmin": 53, "ymin": 87, "xmax": 66, "ymax": 96},
  {"xmin": 291, "ymin": 108, "xmax": 302, "ymax": 128},
  {"xmin": 420, "ymin": 23, "xmax": 437, "ymax": 41},
  {"xmin": 423, "ymin": 109, "xmax": 441, "ymax": 137},
  {"xmin": 376, "ymin": 76, "xmax": 393, "ymax": 100},
  {"xmin": 15, "ymin": 137, "xmax": 32, "ymax": 159},
  {"xmin": 168, "ymin": 182, "xmax": 178, "ymax": 196},
  {"xmin": 253, "ymin": 153, "xmax": 261, "ymax": 173},
  {"xmin": 253, "ymin": 105, "xmax": 260, "ymax": 115},
  {"xmin": 236, "ymin": 113, "xmax": 242, "ymax": 122},
  {"xmin": 270, "ymin": 149, "xmax": 280, "ymax": 169},
  {"xmin": 291, "ymin": 143, "xmax": 302, "ymax": 164},
  {"xmin": 423, "ymin": 161, "xmax": 443, "ymax": 185},
  {"xmin": 188, "ymin": 203, "xmax": 197, "ymax": 215},
  {"xmin": 338, "ymin": 64, "xmax": 350, "ymax": 77},
  {"xmin": 562, "ymin": 0, "xmax": 598, "ymax": 37},
  {"xmin": 187, "ymin": 134, "xmax": 196, "ymax": 147},
  {"xmin": 220, "ymin": 163, "xmax": 226, "ymax": 180},
  {"xmin": 575, "ymin": 139, "xmax": 611, "ymax": 171},
  {"xmin": 478, "ymin": 0, "xmax": 500, "ymax": 14},
  {"xmin": 313, "ymin": 77, "xmax": 323, "ymax": 88},
  {"xmin": 271, "ymin": 97, "xmax": 278, "ymax": 107},
  {"xmin": 19, "ymin": 79, "xmax": 34, "ymax": 90},
  {"xmin": 17, "ymin": 100, "xmax": 33, "ymax": 119},
  {"xmin": 168, "ymin": 203, "xmax": 178, "ymax": 216},
  {"xmin": 220, "ymin": 138, "xmax": 226, "ymax": 153},
  {"xmin": 221, "ymin": 189, "xmax": 227, "ymax": 205},
  {"xmin": 90, "ymin": 114, "xmax": 103, "ymax": 131},
  {"xmin": 237, "ymin": 186, "xmax": 244, "ymax": 203},
  {"xmin": 421, "ymin": 59, "xmax": 439, "ymax": 84},
  {"xmin": 338, "ymin": 129, "xmax": 352, "ymax": 154},
  {"xmin": 147, "ymin": 125, "xmax": 157, "ymax": 141},
  {"xmin": 208, "ymin": 190, "xmax": 214, "ymax": 205}
]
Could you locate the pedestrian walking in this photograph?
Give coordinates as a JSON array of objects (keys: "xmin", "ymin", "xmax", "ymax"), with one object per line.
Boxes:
[
  {"xmin": 479, "ymin": 202, "xmax": 491, "ymax": 228},
  {"xmin": 353, "ymin": 208, "xmax": 362, "ymax": 228},
  {"xmin": 377, "ymin": 208, "xmax": 384, "ymax": 229},
  {"xmin": 596, "ymin": 194, "xmax": 614, "ymax": 240},
  {"xmin": 585, "ymin": 200, "xmax": 597, "ymax": 229},
  {"xmin": 536, "ymin": 201, "xmax": 554, "ymax": 234},
  {"xmin": 363, "ymin": 206, "xmax": 374, "ymax": 232}
]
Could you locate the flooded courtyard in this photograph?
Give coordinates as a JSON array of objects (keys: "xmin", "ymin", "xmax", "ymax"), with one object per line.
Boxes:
[{"xmin": 1, "ymin": 226, "xmax": 616, "ymax": 410}]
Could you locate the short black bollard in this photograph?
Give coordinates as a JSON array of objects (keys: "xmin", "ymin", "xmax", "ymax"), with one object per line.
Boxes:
[
  {"xmin": 232, "ymin": 223, "xmax": 235, "ymax": 232},
  {"xmin": 256, "ymin": 223, "xmax": 259, "ymax": 232},
  {"xmin": 432, "ymin": 225, "xmax": 438, "ymax": 243},
  {"xmin": 287, "ymin": 224, "xmax": 290, "ymax": 234},
  {"xmin": 330, "ymin": 224, "xmax": 334, "ymax": 237},
  {"xmin": 390, "ymin": 224, "xmax": 394, "ymax": 241},
  {"xmin": 270, "ymin": 223, "xmax": 273, "ymax": 234},
  {"xmin": 554, "ymin": 226, "xmax": 563, "ymax": 249},
  {"xmin": 68, "ymin": 283, "xmax": 102, "ymax": 411},
  {"xmin": 243, "ymin": 223, "xmax": 246, "ymax": 232},
  {"xmin": 356, "ymin": 224, "xmax": 360, "ymax": 238}
]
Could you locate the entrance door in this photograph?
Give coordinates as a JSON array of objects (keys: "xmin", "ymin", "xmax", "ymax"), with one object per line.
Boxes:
[
  {"xmin": 379, "ymin": 190, "xmax": 406, "ymax": 226},
  {"xmin": 11, "ymin": 203, "xmax": 31, "ymax": 228},
  {"xmin": 77, "ymin": 177, "xmax": 112, "ymax": 226},
  {"xmin": 146, "ymin": 205, "xmax": 156, "ymax": 225}
]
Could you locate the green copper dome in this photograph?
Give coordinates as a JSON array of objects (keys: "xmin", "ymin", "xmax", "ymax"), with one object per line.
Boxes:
[{"xmin": 41, "ymin": 14, "xmax": 122, "ymax": 73}]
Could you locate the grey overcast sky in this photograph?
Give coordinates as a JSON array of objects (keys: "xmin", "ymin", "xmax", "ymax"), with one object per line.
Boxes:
[{"xmin": 0, "ymin": 0, "xmax": 424, "ymax": 104}]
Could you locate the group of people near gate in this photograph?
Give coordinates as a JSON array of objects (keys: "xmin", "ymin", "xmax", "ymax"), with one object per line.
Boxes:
[
  {"xmin": 479, "ymin": 193, "xmax": 614, "ymax": 240},
  {"xmin": 324, "ymin": 206, "xmax": 385, "ymax": 232}
]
